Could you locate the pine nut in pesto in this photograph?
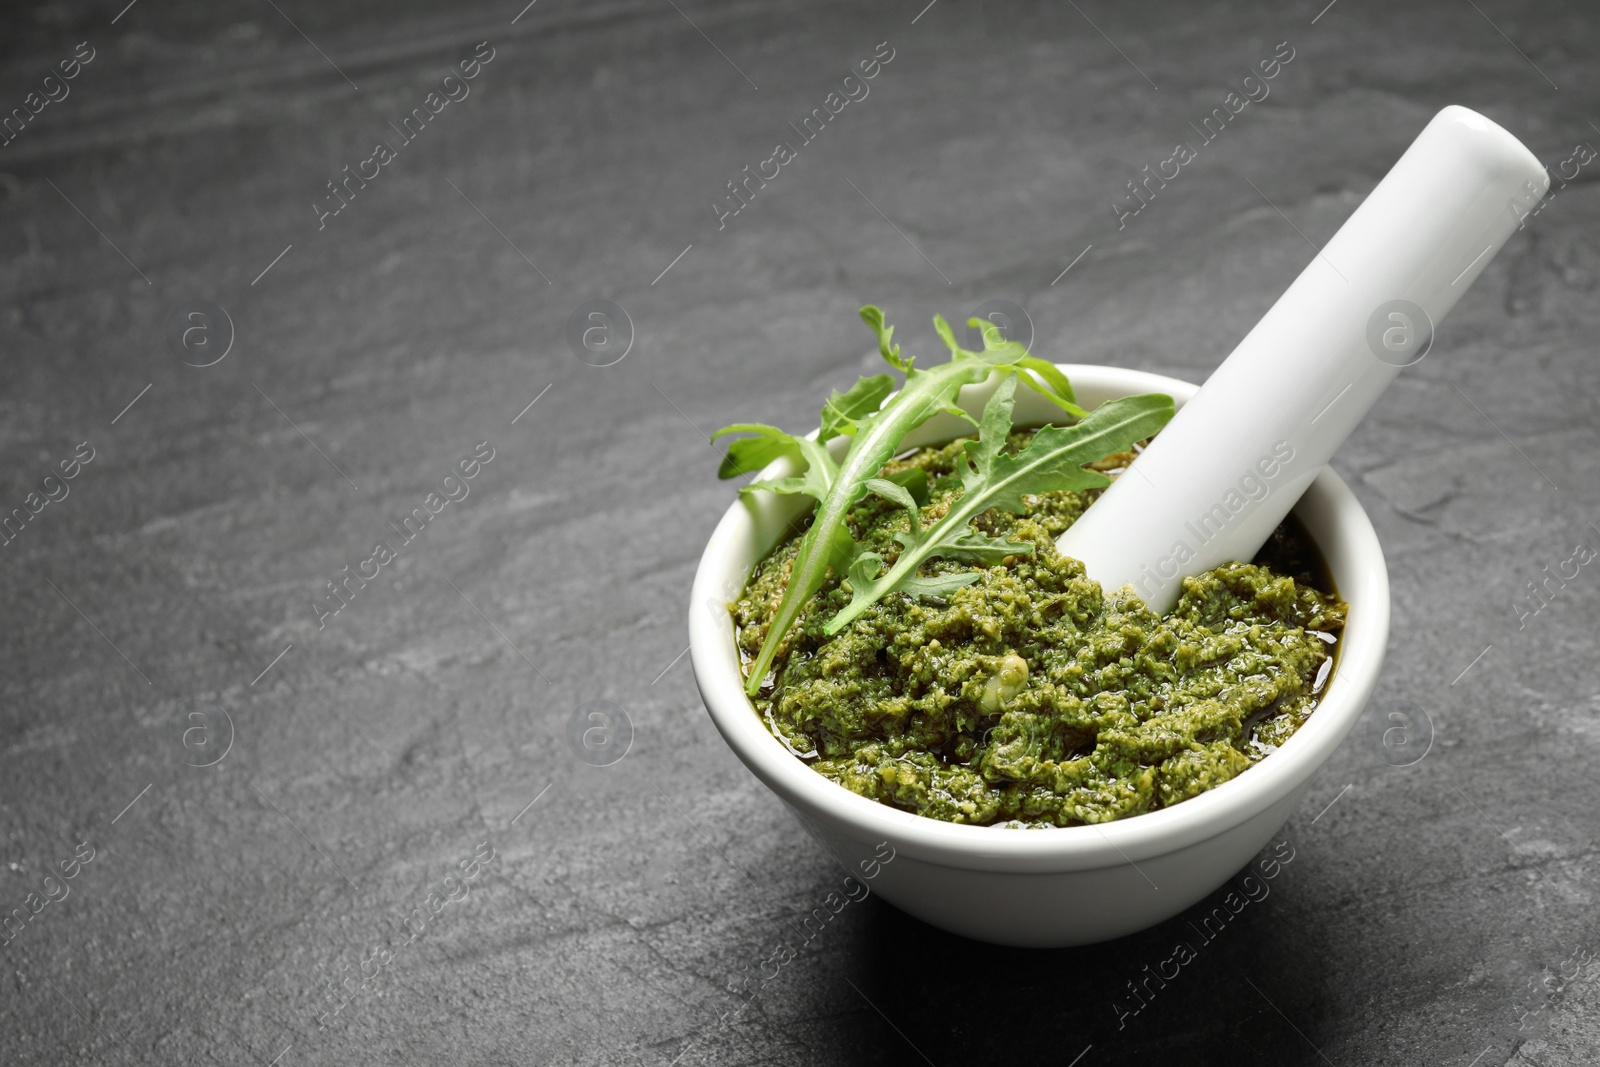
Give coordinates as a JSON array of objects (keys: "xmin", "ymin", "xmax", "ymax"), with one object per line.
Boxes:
[{"xmin": 731, "ymin": 429, "xmax": 1347, "ymax": 828}]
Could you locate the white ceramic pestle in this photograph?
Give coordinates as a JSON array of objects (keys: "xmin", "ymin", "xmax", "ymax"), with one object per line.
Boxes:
[{"xmin": 1055, "ymin": 105, "xmax": 1549, "ymax": 613}]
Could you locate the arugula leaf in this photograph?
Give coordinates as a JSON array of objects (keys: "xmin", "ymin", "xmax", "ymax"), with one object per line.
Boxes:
[
  {"xmin": 712, "ymin": 372, "xmax": 889, "ymax": 489},
  {"xmin": 938, "ymin": 313, "xmax": 1090, "ymax": 418},
  {"xmin": 823, "ymin": 377, "xmax": 1175, "ymax": 635},
  {"xmin": 862, "ymin": 476, "xmax": 920, "ymax": 517},
  {"xmin": 846, "ymin": 551, "xmax": 982, "ymax": 603},
  {"xmin": 714, "ymin": 305, "xmax": 1165, "ymax": 697},
  {"xmin": 882, "ymin": 467, "xmax": 929, "ymax": 506},
  {"xmin": 1016, "ymin": 356, "xmax": 1086, "ymax": 417},
  {"xmin": 742, "ymin": 437, "xmax": 838, "ymax": 506},
  {"xmin": 819, "ymin": 374, "xmax": 893, "ymax": 441},
  {"xmin": 935, "ymin": 313, "xmax": 1027, "ymax": 368},
  {"xmin": 711, "ymin": 423, "xmax": 801, "ymax": 480},
  {"xmin": 860, "ymin": 305, "xmax": 911, "ymax": 372},
  {"xmin": 847, "ymin": 476, "xmax": 985, "ymax": 603}
]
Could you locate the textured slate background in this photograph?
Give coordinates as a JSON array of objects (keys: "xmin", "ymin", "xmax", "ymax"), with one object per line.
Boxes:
[{"xmin": 2, "ymin": 0, "xmax": 1597, "ymax": 1064}]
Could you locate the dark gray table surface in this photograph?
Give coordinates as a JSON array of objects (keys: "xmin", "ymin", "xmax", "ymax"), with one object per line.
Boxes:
[{"xmin": 3, "ymin": 1, "xmax": 1598, "ymax": 1064}]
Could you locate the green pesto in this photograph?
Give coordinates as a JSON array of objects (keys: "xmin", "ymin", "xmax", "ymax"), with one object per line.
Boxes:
[{"xmin": 732, "ymin": 430, "xmax": 1346, "ymax": 828}]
